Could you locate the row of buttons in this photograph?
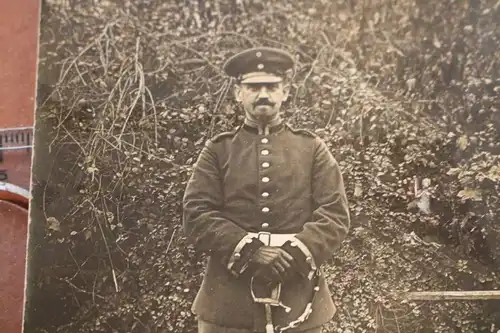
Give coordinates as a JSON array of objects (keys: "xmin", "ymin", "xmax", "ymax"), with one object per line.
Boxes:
[
  {"xmin": 233, "ymin": 130, "xmax": 311, "ymax": 269},
  {"xmin": 260, "ymin": 137, "xmax": 271, "ymax": 230},
  {"xmin": 229, "ymin": 132, "xmax": 271, "ymax": 261}
]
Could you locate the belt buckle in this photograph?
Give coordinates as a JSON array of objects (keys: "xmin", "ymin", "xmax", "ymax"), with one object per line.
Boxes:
[{"xmin": 257, "ymin": 231, "xmax": 271, "ymax": 246}]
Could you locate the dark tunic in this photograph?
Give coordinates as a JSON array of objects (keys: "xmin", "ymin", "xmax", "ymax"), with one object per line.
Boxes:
[{"xmin": 182, "ymin": 121, "xmax": 350, "ymax": 332}]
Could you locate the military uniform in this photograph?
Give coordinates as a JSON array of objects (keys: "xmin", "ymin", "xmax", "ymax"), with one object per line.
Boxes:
[{"xmin": 182, "ymin": 48, "xmax": 350, "ymax": 333}]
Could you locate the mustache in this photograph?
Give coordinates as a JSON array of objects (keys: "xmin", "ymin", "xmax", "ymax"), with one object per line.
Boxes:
[{"xmin": 254, "ymin": 99, "xmax": 274, "ymax": 106}]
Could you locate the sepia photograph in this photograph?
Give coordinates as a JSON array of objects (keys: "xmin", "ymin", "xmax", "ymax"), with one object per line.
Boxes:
[{"xmin": 22, "ymin": 0, "xmax": 500, "ymax": 332}]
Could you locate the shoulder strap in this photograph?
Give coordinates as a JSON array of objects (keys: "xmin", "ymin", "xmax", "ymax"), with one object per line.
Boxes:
[
  {"xmin": 285, "ymin": 123, "xmax": 317, "ymax": 138},
  {"xmin": 206, "ymin": 126, "xmax": 241, "ymax": 145}
]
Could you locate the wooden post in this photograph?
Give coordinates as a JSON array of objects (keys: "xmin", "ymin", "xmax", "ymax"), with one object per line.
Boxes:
[{"xmin": 401, "ymin": 290, "xmax": 500, "ymax": 301}]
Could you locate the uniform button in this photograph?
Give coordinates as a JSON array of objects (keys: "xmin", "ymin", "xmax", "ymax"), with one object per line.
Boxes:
[
  {"xmin": 234, "ymin": 253, "xmax": 241, "ymax": 259},
  {"xmin": 290, "ymin": 241, "xmax": 298, "ymax": 247},
  {"xmin": 246, "ymin": 238, "xmax": 253, "ymax": 243},
  {"xmin": 262, "ymin": 177, "xmax": 270, "ymax": 183},
  {"xmin": 261, "ymin": 223, "xmax": 269, "ymax": 229},
  {"xmin": 305, "ymin": 257, "xmax": 312, "ymax": 264},
  {"xmin": 262, "ymin": 162, "xmax": 270, "ymax": 168},
  {"xmin": 262, "ymin": 207, "xmax": 270, "ymax": 213},
  {"xmin": 261, "ymin": 149, "xmax": 270, "ymax": 155},
  {"xmin": 261, "ymin": 138, "xmax": 269, "ymax": 144},
  {"xmin": 262, "ymin": 192, "xmax": 269, "ymax": 198}
]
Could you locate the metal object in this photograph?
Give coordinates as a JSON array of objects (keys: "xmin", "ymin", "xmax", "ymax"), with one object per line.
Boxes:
[
  {"xmin": 0, "ymin": 126, "xmax": 33, "ymax": 192},
  {"xmin": 0, "ymin": 182, "xmax": 31, "ymax": 208},
  {"xmin": 0, "ymin": 1, "xmax": 39, "ymax": 332},
  {"xmin": 0, "ymin": 126, "xmax": 34, "ymax": 151},
  {"xmin": 0, "ymin": 127, "xmax": 33, "ymax": 332},
  {"xmin": 249, "ymin": 232, "xmax": 320, "ymax": 333}
]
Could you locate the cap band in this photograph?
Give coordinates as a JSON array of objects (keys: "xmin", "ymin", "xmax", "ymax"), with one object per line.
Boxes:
[{"xmin": 240, "ymin": 72, "xmax": 283, "ymax": 84}]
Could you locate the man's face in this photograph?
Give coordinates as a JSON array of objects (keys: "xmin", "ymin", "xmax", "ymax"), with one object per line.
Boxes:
[{"xmin": 235, "ymin": 81, "xmax": 290, "ymax": 123}]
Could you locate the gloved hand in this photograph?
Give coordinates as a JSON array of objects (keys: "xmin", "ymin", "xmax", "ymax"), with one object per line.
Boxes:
[{"xmin": 250, "ymin": 246, "xmax": 295, "ymax": 283}]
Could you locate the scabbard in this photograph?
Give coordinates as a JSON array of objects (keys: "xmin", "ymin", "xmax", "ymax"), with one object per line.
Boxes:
[{"xmin": 265, "ymin": 303, "xmax": 274, "ymax": 333}]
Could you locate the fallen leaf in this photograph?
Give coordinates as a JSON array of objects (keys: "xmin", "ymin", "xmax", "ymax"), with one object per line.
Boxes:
[
  {"xmin": 84, "ymin": 230, "xmax": 92, "ymax": 240},
  {"xmin": 354, "ymin": 183, "xmax": 363, "ymax": 197},
  {"xmin": 457, "ymin": 188, "xmax": 482, "ymax": 201},
  {"xmin": 433, "ymin": 34, "xmax": 442, "ymax": 48},
  {"xmin": 446, "ymin": 167, "xmax": 461, "ymax": 176},
  {"xmin": 457, "ymin": 135, "xmax": 468, "ymax": 150},
  {"xmin": 47, "ymin": 217, "xmax": 61, "ymax": 232},
  {"xmin": 487, "ymin": 165, "xmax": 500, "ymax": 181}
]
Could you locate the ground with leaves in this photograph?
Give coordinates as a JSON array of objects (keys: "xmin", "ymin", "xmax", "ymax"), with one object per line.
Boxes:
[{"xmin": 26, "ymin": 0, "xmax": 500, "ymax": 332}]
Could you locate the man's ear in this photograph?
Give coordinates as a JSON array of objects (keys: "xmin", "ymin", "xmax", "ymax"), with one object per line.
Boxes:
[{"xmin": 233, "ymin": 83, "xmax": 242, "ymax": 102}]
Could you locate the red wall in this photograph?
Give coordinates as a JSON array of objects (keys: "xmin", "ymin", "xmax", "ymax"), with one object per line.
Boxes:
[
  {"xmin": 0, "ymin": 0, "xmax": 39, "ymax": 128},
  {"xmin": 0, "ymin": 201, "xmax": 30, "ymax": 333}
]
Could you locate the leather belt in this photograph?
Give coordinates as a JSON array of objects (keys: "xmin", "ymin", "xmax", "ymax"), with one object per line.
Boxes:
[{"xmin": 248, "ymin": 232, "xmax": 296, "ymax": 247}]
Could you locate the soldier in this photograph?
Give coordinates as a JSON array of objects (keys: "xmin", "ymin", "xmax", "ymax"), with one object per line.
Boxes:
[{"xmin": 182, "ymin": 47, "xmax": 351, "ymax": 333}]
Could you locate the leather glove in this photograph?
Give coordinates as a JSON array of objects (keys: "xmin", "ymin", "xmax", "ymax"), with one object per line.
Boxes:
[{"xmin": 250, "ymin": 246, "xmax": 295, "ymax": 283}]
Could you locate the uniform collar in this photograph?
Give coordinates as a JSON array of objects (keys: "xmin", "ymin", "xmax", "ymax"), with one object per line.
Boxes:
[{"xmin": 243, "ymin": 116, "xmax": 284, "ymax": 135}]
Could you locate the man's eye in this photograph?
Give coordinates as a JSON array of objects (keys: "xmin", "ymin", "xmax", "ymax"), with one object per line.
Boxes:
[{"xmin": 247, "ymin": 84, "xmax": 278, "ymax": 91}]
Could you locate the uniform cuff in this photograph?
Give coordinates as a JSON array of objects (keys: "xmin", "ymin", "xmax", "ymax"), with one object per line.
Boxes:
[
  {"xmin": 227, "ymin": 235, "xmax": 265, "ymax": 277},
  {"xmin": 281, "ymin": 237, "xmax": 317, "ymax": 280}
]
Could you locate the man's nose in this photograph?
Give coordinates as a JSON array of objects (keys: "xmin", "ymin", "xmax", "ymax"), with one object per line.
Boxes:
[{"xmin": 257, "ymin": 86, "xmax": 270, "ymax": 98}]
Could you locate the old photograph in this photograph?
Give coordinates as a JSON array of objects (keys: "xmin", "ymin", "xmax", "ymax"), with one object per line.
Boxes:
[{"xmin": 24, "ymin": 0, "xmax": 499, "ymax": 332}]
